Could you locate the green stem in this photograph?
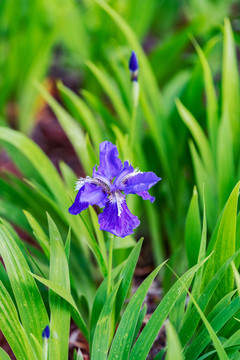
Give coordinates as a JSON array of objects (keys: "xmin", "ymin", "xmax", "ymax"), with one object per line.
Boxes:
[
  {"xmin": 107, "ymin": 234, "xmax": 114, "ymax": 296},
  {"xmin": 42, "ymin": 338, "xmax": 48, "ymax": 360},
  {"xmin": 130, "ymin": 80, "xmax": 139, "ymax": 161}
]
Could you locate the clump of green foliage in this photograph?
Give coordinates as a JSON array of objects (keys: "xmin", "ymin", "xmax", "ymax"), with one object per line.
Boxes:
[{"xmin": 0, "ymin": 0, "xmax": 240, "ymax": 359}]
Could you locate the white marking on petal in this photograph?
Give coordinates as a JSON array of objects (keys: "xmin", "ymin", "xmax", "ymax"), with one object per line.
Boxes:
[
  {"xmin": 93, "ymin": 174, "xmax": 111, "ymax": 188},
  {"xmin": 75, "ymin": 176, "xmax": 92, "ymax": 191},
  {"xmin": 91, "ymin": 177, "xmax": 110, "ymax": 193},
  {"xmin": 75, "ymin": 175, "xmax": 111, "ymax": 193},
  {"xmin": 110, "ymin": 191, "xmax": 125, "ymax": 216},
  {"xmin": 121, "ymin": 168, "xmax": 142, "ymax": 184}
]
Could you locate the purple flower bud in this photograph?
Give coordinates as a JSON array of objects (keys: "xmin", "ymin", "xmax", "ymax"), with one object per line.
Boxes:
[
  {"xmin": 42, "ymin": 325, "xmax": 50, "ymax": 339},
  {"xmin": 129, "ymin": 51, "xmax": 139, "ymax": 81}
]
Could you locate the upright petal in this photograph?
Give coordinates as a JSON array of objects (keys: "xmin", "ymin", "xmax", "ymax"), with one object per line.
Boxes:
[
  {"xmin": 98, "ymin": 194, "xmax": 140, "ymax": 238},
  {"xmin": 68, "ymin": 183, "xmax": 108, "ymax": 215},
  {"xmin": 123, "ymin": 172, "xmax": 161, "ymax": 195},
  {"xmin": 94, "ymin": 141, "xmax": 123, "ymax": 180},
  {"xmin": 113, "ymin": 161, "xmax": 134, "ymax": 189}
]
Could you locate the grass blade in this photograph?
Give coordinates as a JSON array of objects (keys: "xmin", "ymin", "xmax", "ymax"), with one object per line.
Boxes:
[
  {"xmin": 184, "ymin": 186, "xmax": 201, "ymax": 267},
  {"xmin": 91, "ymin": 280, "xmax": 122, "ymax": 360},
  {"xmin": 0, "ymin": 223, "xmax": 48, "ymax": 346},
  {"xmin": 165, "ymin": 321, "xmax": 184, "ymax": 360},
  {"xmin": 108, "ymin": 261, "xmax": 166, "ymax": 360},
  {"xmin": 179, "ymin": 249, "xmax": 240, "ymax": 347},
  {"xmin": 184, "ymin": 296, "xmax": 240, "ymax": 359},
  {"xmin": 48, "ymin": 215, "xmax": 71, "ymax": 360},
  {"xmin": 0, "ymin": 348, "xmax": 11, "ymax": 360},
  {"xmin": 222, "ymin": 18, "xmax": 240, "ymax": 159},
  {"xmin": 29, "ymin": 272, "xmax": 89, "ymax": 341},
  {"xmin": 193, "ymin": 38, "xmax": 218, "ymax": 154},
  {"xmin": 202, "ymin": 181, "xmax": 240, "ymax": 305},
  {"xmin": 0, "ymin": 281, "xmax": 37, "ymax": 360},
  {"xmin": 129, "ymin": 256, "xmax": 211, "ymax": 360},
  {"xmin": 176, "ymin": 99, "xmax": 214, "ymax": 177}
]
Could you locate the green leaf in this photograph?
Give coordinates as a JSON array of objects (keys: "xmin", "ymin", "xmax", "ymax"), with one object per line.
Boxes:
[
  {"xmin": 165, "ymin": 322, "xmax": 183, "ymax": 360},
  {"xmin": 185, "ymin": 186, "xmax": 201, "ymax": 267},
  {"xmin": 90, "ymin": 239, "xmax": 143, "ymax": 347},
  {"xmin": 29, "ymin": 272, "xmax": 89, "ymax": 341},
  {"xmin": 73, "ymin": 348, "xmax": 84, "ymax": 360},
  {"xmin": 82, "ymin": 90, "xmax": 118, "ymax": 133},
  {"xmin": 232, "ymin": 262, "xmax": 240, "ymax": 297},
  {"xmin": 108, "ymin": 261, "xmax": 166, "ymax": 360},
  {"xmin": 203, "ymin": 181, "xmax": 240, "ymax": 305},
  {"xmin": 217, "ymin": 108, "xmax": 235, "ymax": 209},
  {"xmin": 58, "ymin": 81, "xmax": 103, "ymax": 148},
  {"xmin": 0, "ymin": 281, "xmax": 37, "ymax": 360},
  {"xmin": 222, "ymin": 18, "xmax": 240, "ymax": 159},
  {"xmin": 183, "ymin": 188, "xmax": 207, "ymax": 320},
  {"xmin": 189, "ymin": 140, "xmax": 217, "ymax": 230},
  {"xmin": 176, "ymin": 99, "xmax": 214, "ymax": 177},
  {"xmin": 23, "ymin": 210, "xmax": 50, "ymax": 259},
  {"xmin": 193, "ymin": 38, "xmax": 218, "ymax": 154},
  {"xmin": 59, "ymin": 161, "xmax": 77, "ymax": 198},
  {"xmin": 89, "ymin": 207, "xmax": 107, "ymax": 266},
  {"xmin": 184, "ymin": 296, "xmax": 240, "ymax": 359},
  {"xmin": 115, "ymin": 238, "xmax": 144, "ymax": 322},
  {"xmin": 191, "ymin": 189, "xmax": 207, "ymax": 299},
  {"xmin": 65, "ymin": 227, "xmax": 71, "ymax": 261},
  {"xmin": 153, "ymin": 349, "xmax": 165, "ymax": 360},
  {"xmin": 179, "ymin": 249, "xmax": 240, "ymax": 347},
  {"xmin": 86, "ymin": 61, "xmax": 130, "ymax": 128},
  {"xmin": 47, "ymin": 215, "xmax": 71, "ymax": 360},
  {"xmin": 79, "ymin": 212, "xmax": 108, "ymax": 277},
  {"xmin": 197, "ymin": 333, "xmax": 240, "ymax": 360},
  {"xmin": 174, "ymin": 269, "xmax": 229, "ymax": 360},
  {"xmin": 91, "ymin": 280, "xmax": 122, "ymax": 360},
  {"xmin": 0, "ymin": 127, "xmax": 67, "ymax": 210},
  {"xmin": 0, "ymin": 348, "xmax": 11, "ymax": 360},
  {"xmin": 131, "ymin": 303, "xmax": 147, "ymax": 346},
  {"xmin": 129, "ymin": 256, "xmax": 211, "ymax": 360},
  {"xmin": 0, "ymin": 223, "xmax": 49, "ymax": 346},
  {"xmin": 34, "ymin": 81, "xmax": 91, "ymax": 173}
]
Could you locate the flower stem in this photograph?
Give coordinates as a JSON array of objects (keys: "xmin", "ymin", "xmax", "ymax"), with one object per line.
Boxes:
[
  {"xmin": 130, "ymin": 80, "xmax": 139, "ymax": 160},
  {"xmin": 42, "ymin": 338, "xmax": 48, "ymax": 360},
  {"xmin": 107, "ymin": 233, "xmax": 114, "ymax": 297}
]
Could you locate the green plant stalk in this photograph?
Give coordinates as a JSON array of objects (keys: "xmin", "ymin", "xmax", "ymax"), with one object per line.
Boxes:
[
  {"xmin": 107, "ymin": 234, "xmax": 114, "ymax": 296},
  {"xmin": 42, "ymin": 338, "xmax": 48, "ymax": 360},
  {"xmin": 130, "ymin": 81, "xmax": 140, "ymax": 158}
]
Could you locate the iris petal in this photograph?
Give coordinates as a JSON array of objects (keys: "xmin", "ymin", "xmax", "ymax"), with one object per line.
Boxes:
[
  {"xmin": 98, "ymin": 196, "xmax": 140, "ymax": 238},
  {"xmin": 68, "ymin": 183, "xmax": 108, "ymax": 215},
  {"xmin": 137, "ymin": 191, "xmax": 155, "ymax": 203},
  {"xmin": 94, "ymin": 141, "xmax": 123, "ymax": 180},
  {"xmin": 123, "ymin": 172, "xmax": 161, "ymax": 195},
  {"xmin": 81, "ymin": 183, "xmax": 108, "ymax": 208},
  {"xmin": 113, "ymin": 161, "xmax": 134, "ymax": 189}
]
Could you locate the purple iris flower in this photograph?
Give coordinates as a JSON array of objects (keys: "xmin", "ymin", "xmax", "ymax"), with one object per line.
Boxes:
[{"xmin": 69, "ymin": 141, "xmax": 161, "ymax": 238}]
